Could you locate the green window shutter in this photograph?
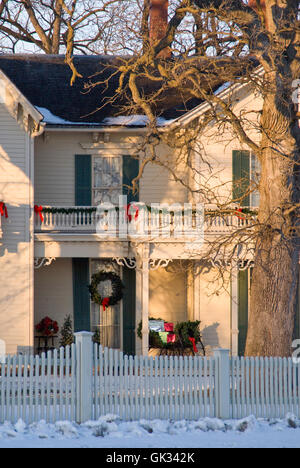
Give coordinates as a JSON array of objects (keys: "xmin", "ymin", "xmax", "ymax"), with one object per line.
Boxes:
[
  {"xmin": 122, "ymin": 266, "xmax": 136, "ymax": 356},
  {"xmin": 123, "ymin": 155, "xmax": 139, "ymax": 203},
  {"xmin": 232, "ymin": 150, "xmax": 250, "ymax": 207},
  {"xmin": 72, "ymin": 258, "xmax": 91, "ymax": 332},
  {"xmin": 238, "ymin": 270, "xmax": 249, "ymax": 356},
  {"xmin": 75, "ymin": 155, "xmax": 92, "ymax": 206}
]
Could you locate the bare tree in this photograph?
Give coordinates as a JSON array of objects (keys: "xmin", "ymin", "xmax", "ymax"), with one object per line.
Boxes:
[{"xmin": 0, "ymin": 0, "xmax": 143, "ymax": 55}]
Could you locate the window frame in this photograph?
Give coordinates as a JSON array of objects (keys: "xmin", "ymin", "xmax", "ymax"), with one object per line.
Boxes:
[{"xmin": 91, "ymin": 154, "xmax": 123, "ymax": 206}]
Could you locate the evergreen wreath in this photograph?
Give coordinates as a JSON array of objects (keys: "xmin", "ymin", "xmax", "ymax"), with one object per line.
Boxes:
[{"xmin": 89, "ymin": 271, "xmax": 124, "ymax": 308}]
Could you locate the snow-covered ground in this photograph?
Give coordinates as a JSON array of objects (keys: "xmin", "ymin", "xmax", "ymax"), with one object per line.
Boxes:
[{"xmin": 0, "ymin": 415, "xmax": 300, "ymax": 448}]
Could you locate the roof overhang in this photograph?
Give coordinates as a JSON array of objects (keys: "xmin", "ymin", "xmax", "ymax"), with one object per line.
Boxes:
[
  {"xmin": 167, "ymin": 67, "xmax": 264, "ymax": 130},
  {"xmin": 0, "ymin": 69, "xmax": 44, "ymax": 135}
]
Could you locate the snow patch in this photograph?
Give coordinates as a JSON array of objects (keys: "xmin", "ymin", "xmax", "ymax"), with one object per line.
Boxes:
[
  {"xmin": 55, "ymin": 421, "xmax": 78, "ymax": 438},
  {"xmin": 101, "ymin": 115, "xmax": 174, "ymax": 127},
  {"xmin": 1, "ymin": 416, "xmax": 300, "ymax": 448}
]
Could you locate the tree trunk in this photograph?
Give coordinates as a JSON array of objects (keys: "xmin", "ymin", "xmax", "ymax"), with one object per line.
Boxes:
[{"xmin": 245, "ymin": 83, "xmax": 300, "ymax": 356}]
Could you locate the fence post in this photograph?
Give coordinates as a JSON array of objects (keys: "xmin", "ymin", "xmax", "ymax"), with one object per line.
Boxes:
[
  {"xmin": 214, "ymin": 349, "xmax": 230, "ymax": 419},
  {"xmin": 75, "ymin": 331, "xmax": 93, "ymax": 423}
]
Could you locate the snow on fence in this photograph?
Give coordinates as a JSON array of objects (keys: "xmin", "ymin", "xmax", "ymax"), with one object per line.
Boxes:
[{"xmin": 0, "ymin": 333, "xmax": 300, "ymax": 424}]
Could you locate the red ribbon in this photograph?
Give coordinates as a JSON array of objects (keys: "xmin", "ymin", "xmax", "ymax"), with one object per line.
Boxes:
[
  {"xmin": 34, "ymin": 205, "xmax": 44, "ymax": 222},
  {"xmin": 189, "ymin": 337, "xmax": 198, "ymax": 353},
  {"xmin": 102, "ymin": 297, "xmax": 110, "ymax": 311},
  {"xmin": 0, "ymin": 202, "xmax": 8, "ymax": 218},
  {"xmin": 125, "ymin": 204, "xmax": 139, "ymax": 222}
]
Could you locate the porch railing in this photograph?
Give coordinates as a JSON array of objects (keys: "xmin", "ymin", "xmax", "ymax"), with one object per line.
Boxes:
[{"xmin": 34, "ymin": 205, "xmax": 256, "ymax": 238}]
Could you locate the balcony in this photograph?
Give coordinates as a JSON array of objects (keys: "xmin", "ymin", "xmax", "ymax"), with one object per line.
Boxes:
[{"xmin": 34, "ymin": 205, "xmax": 256, "ymax": 241}]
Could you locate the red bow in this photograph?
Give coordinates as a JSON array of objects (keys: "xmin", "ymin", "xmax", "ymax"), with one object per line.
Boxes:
[
  {"xmin": 0, "ymin": 202, "xmax": 8, "ymax": 218},
  {"xmin": 125, "ymin": 204, "xmax": 139, "ymax": 222},
  {"xmin": 34, "ymin": 205, "xmax": 44, "ymax": 222},
  {"xmin": 102, "ymin": 297, "xmax": 110, "ymax": 311},
  {"xmin": 189, "ymin": 337, "xmax": 198, "ymax": 353},
  {"xmin": 235, "ymin": 207, "xmax": 245, "ymax": 220}
]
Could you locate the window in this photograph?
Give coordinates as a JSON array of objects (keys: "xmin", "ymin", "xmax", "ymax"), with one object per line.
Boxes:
[
  {"xmin": 250, "ymin": 153, "xmax": 260, "ymax": 208},
  {"xmin": 92, "ymin": 156, "xmax": 122, "ymax": 205},
  {"xmin": 232, "ymin": 150, "xmax": 260, "ymax": 208}
]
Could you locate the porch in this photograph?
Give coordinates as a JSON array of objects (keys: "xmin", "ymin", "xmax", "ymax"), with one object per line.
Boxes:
[{"xmin": 33, "ymin": 256, "xmax": 237, "ymax": 357}]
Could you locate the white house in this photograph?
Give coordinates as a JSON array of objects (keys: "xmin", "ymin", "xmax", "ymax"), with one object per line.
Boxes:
[{"xmin": 0, "ymin": 54, "xmax": 298, "ymax": 357}]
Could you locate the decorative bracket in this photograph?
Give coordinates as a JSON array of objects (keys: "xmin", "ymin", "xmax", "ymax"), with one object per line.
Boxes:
[
  {"xmin": 113, "ymin": 257, "xmax": 137, "ymax": 270},
  {"xmin": 34, "ymin": 257, "xmax": 56, "ymax": 269},
  {"xmin": 113, "ymin": 256, "xmax": 173, "ymax": 271}
]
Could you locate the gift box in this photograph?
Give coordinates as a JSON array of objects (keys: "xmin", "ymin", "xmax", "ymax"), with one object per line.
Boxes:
[
  {"xmin": 149, "ymin": 320, "xmax": 165, "ymax": 332},
  {"xmin": 164, "ymin": 322, "xmax": 174, "ymax": 332},
  {"xmin": 158, "ymin": 332, "xmax": 169, "ymax": 345}
]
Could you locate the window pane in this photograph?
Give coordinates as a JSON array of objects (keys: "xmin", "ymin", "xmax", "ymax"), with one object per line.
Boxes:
[
  {"xmin": 93, "ymin": 157, "xmax": 104, "ymax": 188},
  {"xmin": 111, "ymin": 158, "xmax": 122, "ymax": 187},
  {"xmin": 94, "ymin": 189, "xmax": 120, "ymax": 205},
  {"xmin": 250, "ymin": 153, "xmax": 260, "ymax": 208}
]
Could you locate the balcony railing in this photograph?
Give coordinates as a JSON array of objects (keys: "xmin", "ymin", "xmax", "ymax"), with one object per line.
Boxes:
[{"xmin": 34, "ymin": 206, "xmax": 255, "ymax": 239}]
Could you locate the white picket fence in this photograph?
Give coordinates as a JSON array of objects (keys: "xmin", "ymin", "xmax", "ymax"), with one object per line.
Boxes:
[
  {"xmin": 1, "ymin": 333, "xmax": 300, "ymax": 424},
  {"xmin": 0, "ymin": 345, "xmax": 76, "ymax": 424}
]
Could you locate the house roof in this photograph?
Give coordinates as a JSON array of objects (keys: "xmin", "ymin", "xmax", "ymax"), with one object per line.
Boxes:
[
  {"xmin": 0, "ymin": 54, "xmax": 203, "ymax": 128},
  {"xmin": 0, "ymin": 54, "xmax": 258, "ymax": 129}
]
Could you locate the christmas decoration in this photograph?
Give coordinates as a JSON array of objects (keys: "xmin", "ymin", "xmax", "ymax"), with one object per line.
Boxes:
[
  {"xmin": 39, "ymin": 205, "xmax": 258, "ymax": 218},
  {"xmin": 235, "ymin": 207, "xmax": 246, "ymax": 220},
  {"xmin": 89, "ymin": 271, "xmax": 124, "ymax": 308},
  {"xmin": 175, "ymin": 321, "xmax": 204, "ymax": 354},
  {"xmin": 34, "ymin": 205, "xmax": 44, "ymax": 222},
  {"xmin": 36, "ymin": 316, "xmax": 59, "ymax": 336},
  {"xmin": 59, "ymin": 315, "xmax": 74, "ymax": 347},
  {"xmin": 102, "ymin": 297, "xmax": 110, "ymax": 311},
  {"xmin": 188, "ymin": 337, "xmax": 198, "ymax": 353},
  {"xmin": 137, "ymin": 319, "xmax": 205, "ymax": 355},
  {"xmin": 92, "ymin": 328, "xmax": 101, "ymax": 345},
  {"xmin": 0, "ymin": 202, "xmax": 8, "ymax": 218},
  {"xmin": 125, "ymin": 203, "xmax": 139, "ymax": 222}
]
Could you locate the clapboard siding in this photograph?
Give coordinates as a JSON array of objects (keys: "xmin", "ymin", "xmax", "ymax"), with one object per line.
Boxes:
[
  {"xmin": 35, "ymin": 132, "xmax": 188, "ymax": 206},
  {"xmin": 34, "ymin": 259, "xmax": 73, "ymax": 335},
  {"xmin": 0, "ymin": 103, "xmax": 33, "ymax": 354}
]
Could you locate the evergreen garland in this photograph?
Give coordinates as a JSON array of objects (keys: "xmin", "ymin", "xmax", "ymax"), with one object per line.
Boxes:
[{"xmin": 175, "ymin": 321, "xmax": 201, "ymax": 348}]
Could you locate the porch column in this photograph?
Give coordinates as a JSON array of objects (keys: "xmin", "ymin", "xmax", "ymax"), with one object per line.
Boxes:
[
  {"xmin": 231, "ymin": 264, "xmax": 239, "ymax": 357},
  {"xmin": 134, "ymin": 243, "xmax": 150, "ymax": 357}
]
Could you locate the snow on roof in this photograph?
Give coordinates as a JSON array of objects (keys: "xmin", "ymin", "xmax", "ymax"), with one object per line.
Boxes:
[
  {"xmin": 101, "ymin": 115, "xmax": 174, "ymax": 127},
  {"xmin": 214, "ymin": 82, "xmax": 232, "ymax": 95},
  {"xmin": 36, "ymin": 107, "xmax": 79, "ymax": 125},
  {"xmin": 36, "ymin": 107, "xmax": 175, "ymax": 128}
]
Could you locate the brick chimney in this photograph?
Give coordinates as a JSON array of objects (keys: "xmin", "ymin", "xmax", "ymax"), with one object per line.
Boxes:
[
  {"xmin": 149, "ymin": 0, "xmax": 171, "ymax": 58},
  {"xmin": 248, "ymin": 0, "xmax": 269, "ymax": 29}
]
